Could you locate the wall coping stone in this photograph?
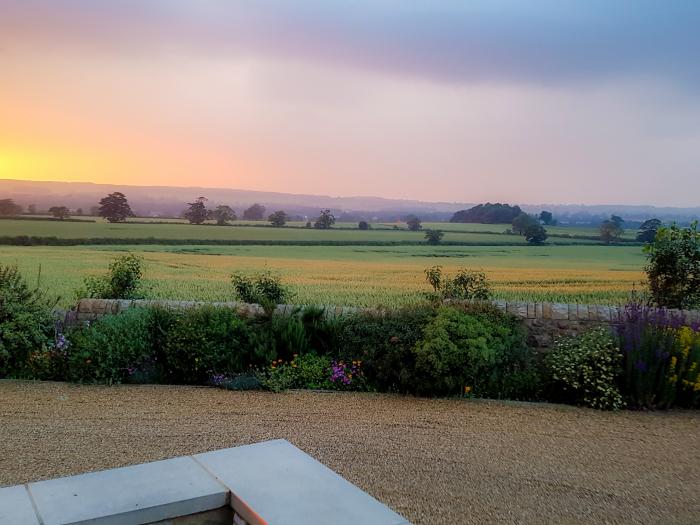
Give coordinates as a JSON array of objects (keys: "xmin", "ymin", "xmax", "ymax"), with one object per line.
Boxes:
[{"xmin": 0, "ymin": 440, "xmax": 410, "ymax": 525}]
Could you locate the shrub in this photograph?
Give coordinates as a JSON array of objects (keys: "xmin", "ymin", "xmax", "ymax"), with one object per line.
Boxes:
[
  {"xmin": 545, "ymin": 327, "xmax": 624, "ymax": 410},
  {"xmin": 0, "ymin": 265, "xmax": 55, "ymax": 377},
  {"xmin": 255, "ymin": 353, "xmax": 367, "ymax": 392},
  {"xmin": 231, "ymin": 270, "xmax": 292, "ymax": 314},
  {"xmin": 412, "ymin": 306, "xmax": 530, "ymax": 397},
  {"xmin": 68, "ymin": 308, "xmax": 155, "ymax": 384},
  {"xmin": 615, "ymin": 303, "xmax": 700, "ymax": 408},
  {"xmin": 81, "ymin": 253, "xmax": 144, "ymax": 299},
  {"xmin": 336, "ymin": 305, "xmax": 436, "ymax": 393},
  {"xmin": 159, "ymin": 306, "xmax": 258, "ymax": 384},
  {"xmin": 424, "ymin": 266, "xmax": 491, "ymax": 302},
  {"xmin": 644, "ymin": 222, "xmax": 700, "ymax": 309}
]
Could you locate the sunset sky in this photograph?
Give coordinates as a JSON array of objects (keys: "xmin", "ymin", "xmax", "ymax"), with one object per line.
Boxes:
[{"xmin": 1, "ymin": 1, "xmax": 699, "ymax": 205}]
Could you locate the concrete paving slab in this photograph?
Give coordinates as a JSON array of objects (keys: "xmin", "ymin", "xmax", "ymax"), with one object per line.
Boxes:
[
  {"xmin": 29, "ymin": 456, "xmax": 228, "ymax": 525},
  {"xmin": 195, "ymin": 439, "xmax": 409, "ymax": 525},
  {"xmin": 0, "ymin": 484, "xmax": 39, "ymax": 525}
]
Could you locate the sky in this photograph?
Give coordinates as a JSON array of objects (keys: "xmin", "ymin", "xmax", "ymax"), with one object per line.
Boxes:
[{"xmin": 1, "ymin": 1, "xmax": 699, "ymax": 206}]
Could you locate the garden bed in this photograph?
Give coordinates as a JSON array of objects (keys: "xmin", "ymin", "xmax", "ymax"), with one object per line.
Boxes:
[{"xmin": 1, "ymin": 380, "xmax": 699, "ymax": 525}]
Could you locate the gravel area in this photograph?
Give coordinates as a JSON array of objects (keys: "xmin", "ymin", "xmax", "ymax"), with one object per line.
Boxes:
[{"xmin": 1, "ymin": 380, "xmax": 699, "ymax": 525}]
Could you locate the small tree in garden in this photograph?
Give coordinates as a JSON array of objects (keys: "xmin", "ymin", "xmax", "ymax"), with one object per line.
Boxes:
[
  {"xmin": 49, "ymin": 206, "xmax": 71, "ymax": 220},
  {"xmin": 314, "ymin": 209, "xmax": 336, "ymax": 229},
  {"xmin": 424, "ymin": 265, "xmax": 491, "ymax": 301},
  {"xmin": 644, "ymin": 222, "xmax": 700, "ymax": 309},
  {"xmin": 184, "ymin": 197, "xmax": 209, "ymax": 224},
  {"xmin": 425, "ymin": 229, "xmax": 444, "ymax": 244},
  {"xmin": 231, "ymin": 270, "xmax": 292, "ymax": 314},
  {"xmin": 81, "ymin": 253, "xmax": 144, "ymax": 299},
  {"xmin": 98, "ymin": 192, "xmax": 134, "ymax": 223},
  {"xmin": 0, "ymin": 265, "xmax": 54, "ymax": 377},
  {"xmin": 268, "ymin": 210, "xmax": 288, "ymax": 227}
]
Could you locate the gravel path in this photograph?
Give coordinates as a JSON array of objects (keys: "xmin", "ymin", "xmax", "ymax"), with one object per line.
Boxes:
[{"xmin": 1, "ymin": 380, "xmax": 699, "ymax": 524}]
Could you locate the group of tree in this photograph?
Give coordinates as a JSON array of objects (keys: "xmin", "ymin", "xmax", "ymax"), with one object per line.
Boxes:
[
  {"xmin": 243, "ymin": 203, "xmax": 266, "ymax": 220},
  {"xmin": 0, "ymin": 199, "xmax": 23, "ymax": 216},
  {"xmin": 268, "ymin": 210, "xmax": 288, "ymax": 227},
  {"xmin": 636, "ymin": 218, "xmax": 662, "ymax": 243},
  {"xmin": 450, "ymin": 203, "xmax": 522, "ymax": 224},
  {"xmin": 511, "ymin": 212, "xmax": 548, "ymax": 244},
  {"xmin": 539, "ymin": 210, "xmax": 556, "ymax": 225}
]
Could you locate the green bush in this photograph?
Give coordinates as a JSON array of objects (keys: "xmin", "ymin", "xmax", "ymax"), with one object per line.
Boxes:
[
  {"xmin": 159, "ymin": 306, "xmax": 257, "ymax": 384},
  {"xmin": 424, "ymin": 265, "xmax": 491, "ymax": 301},
  {"xmin": 231, "ymin": 270, "xmax": 292, "ymax": 314},
  {"xmin": 545, "ymin": 327, "xmax": 624, "ymax": 410},
  {"xmin": 412, "ymin": 305, "xmax": 531, "ymax": 397},
  {"xmin": 256, "ymin": 353, "xmax": 333, "ymax": 392},
  {"xmin": 336, "ymin": 305, "xmax": 436, "ymax": 393},
  {"xmin": 0, "ymin": 265, "xmax": 55, "ymax": 377},
  {"xmin": 68, "ymin": 308, "xmax": 154, "ymax": 384},
  {"xmin": 80, "ymin": 253, "xmax": 144, "ymax": 299}
]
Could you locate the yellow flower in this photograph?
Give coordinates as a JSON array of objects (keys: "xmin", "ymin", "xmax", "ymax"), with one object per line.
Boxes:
[
  {"xmin": 670, "ymin": 356, "xmax": 677, "ymax": 370},
  {"xmin": 464, "ymin": 386, "xmax": 472, "ymax": 394}
]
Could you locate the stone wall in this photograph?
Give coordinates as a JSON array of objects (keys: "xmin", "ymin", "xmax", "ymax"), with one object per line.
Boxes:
[{"xmin": 65, "ymin": 298, "xmax": 700, "ymax": 349}]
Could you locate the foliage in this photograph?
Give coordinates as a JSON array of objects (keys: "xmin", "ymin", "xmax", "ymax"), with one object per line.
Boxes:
[
  {"xmin": 412, "ymin": 306, "xmax": 531, "ymax": 398},
  {"xmin": 98, "ymin": 192, "xmax": 134, "ymax": 223},
  {"xmin": 358, "ymin": 220, "xmax": 370, "ymax": 230},
  {"xmin": 614, "ymin": 303, "xmax": 700, "ymax": 408},
  {"xmin": 81, "ymin": 253, "xmax": 144, "ymax": 299},
  {"xmin": 268, "ymin": 210, "xmax": 288, "ymax": 227},
  {"xmin": 539, "ymin": 211, "xmax": 555, "ymax": 225},
  {"xmin": 424, "ymin": 229, "xmax": 444, "ymax": 244},
  {"xmin": 211, "ymin": 205, "xmax": 236, "ymax": 225},
  {"xmin": 68, "ymin": 308, "xmax": 154, "ymax": 384},
  {"xmin": 158, "ymin": 306, "xmax": 256, "ymax": 384},
  {"xmin": 0, "ymin": 265, "xmax": 55, "ymax": 377},
  {"xmin": 314, "ymin": 209, "xmax": 336, "ymax": 229},
  {"xmin": 335, "ymin": 305, "xmax": 435, "ymax": 393},
  {"xmin": 636, "ymin": 218, "xmax": 661, "ymax": 243},
  {"xmin": 424, "ymin": 265, "xmax": 491, "ymax": 301},
  {"xmin": 49, "ymin": 206, "xmax": 71, "ymax": 220},
  {"xmin": 0, "ymin": 198, "xmax": 23, "ymax": 216},
  {"xmin": 545, "ymin": 327, "xmax": 624, "ymax": 410},
  {"xmin": 599, "ymin": 216, "xmax": 624, "ymax": 244},
  {"xmin": 184, "ymin": 197, "xmax": 209, "ymax": 225},
  {"xmin": 524, "ymin": 223, "xmax": 548, "ymax": 244},
  {"xmin": 643, "ymin": 222, "xmax": 700, "ymax": 309},
  {"xmin": 243, "ymin": 203, "xmax": 266, "ymax": 220},
  {"xmin": 231, "ymin": 270, "xmax": 292, "ymax": 314},
  {"xmin": 450, "ymin": 203, "xmax": 522, "ymax": 224},
  {"xmin": 512, "ymin": 213, "xmax": 537, "ymax": 235},
  {"xmin": 405, "ymin": 215, "xmax": 422, "ymax": 231}
]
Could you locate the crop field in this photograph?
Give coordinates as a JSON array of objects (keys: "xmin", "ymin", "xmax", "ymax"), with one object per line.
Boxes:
[{"xmin": 0, "ymin": 243, "xmax": 645, "ymax": 307}]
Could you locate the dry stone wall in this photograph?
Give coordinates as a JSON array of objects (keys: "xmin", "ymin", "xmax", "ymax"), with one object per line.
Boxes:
[{"xmin": 65, "ymin": 298, "xmax": 700, "ymax": 350}]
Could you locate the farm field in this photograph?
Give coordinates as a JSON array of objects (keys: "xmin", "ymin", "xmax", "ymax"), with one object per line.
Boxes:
[
  {"xmin": 0, "ymin": 244, "xmax": 645, "ymax": 307},
  {"xmin": 0, "ymin": 218, "xmax": 616, "ymax": 245}
]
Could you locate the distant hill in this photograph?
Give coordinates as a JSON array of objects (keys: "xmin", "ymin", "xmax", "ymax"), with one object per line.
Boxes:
[{"xmin": 0, "ymin": 179, "xmax": 698, "ymax": 224}]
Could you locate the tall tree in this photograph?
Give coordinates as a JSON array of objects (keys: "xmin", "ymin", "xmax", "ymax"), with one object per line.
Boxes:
[
  {"xmin": 268, "ymin": 210, "xmax": 288, "ymax": 227},
  {"xmin": 314, "ymin": 209, "xmax": 336, "ymax": 229},
  {"xmin": 243, "ymin": 203, "xmax": 266, "ymax": 220},
  {"xmin": 636, "ymin": 218, "xmax": 662, "ymax": 243},
  {"xmin": 98, "ymin": 192, "xmax": 133, "ymax": 223},
  {"xmin": 599, "ymin": 219, "xmax": 623, "ymax": 244},
  {"xmin": 0, "ymin": 199, "xmax": 22, "ymax": 216},
  {"xmin": 524, "ymin": 223, "xmax": 548, "ymax": 244},
  {"xmin": 405, "ymin": 215, "xmax": 422, "ymax": 231},
  {"xmin": 48, "ymin": 206, "xmax": 71, "ymax": 220},
  {"xmin": 184, "ymin": 197, "xmax": 209, "ymax": 224},
  {"xmin": 512, "ymin": 212, "xmax": 537, "ymax": 235},
  {"xmin": 539, "ymin": 210, "xmax": 554, "ymax": 225},
  {"xmin": 211, "ymin": 205, "xmax": 236, "ymax": 225}
]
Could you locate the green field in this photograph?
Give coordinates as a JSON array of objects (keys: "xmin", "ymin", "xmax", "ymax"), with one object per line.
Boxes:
[{"xmin": 0, "ymin": 243, "xmax": 645, "ymax": 307}]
